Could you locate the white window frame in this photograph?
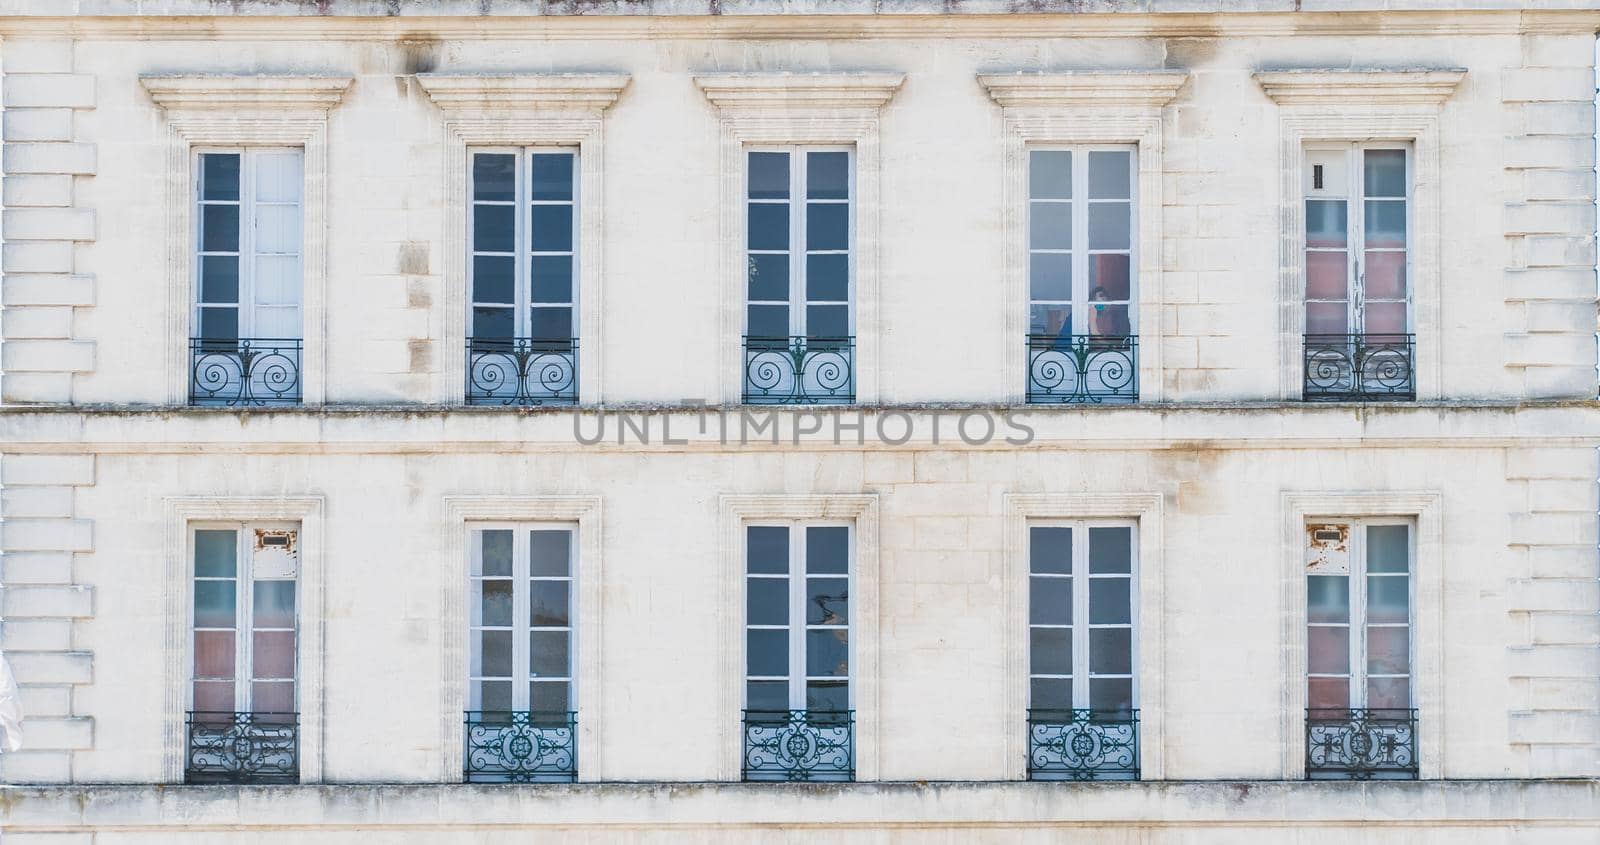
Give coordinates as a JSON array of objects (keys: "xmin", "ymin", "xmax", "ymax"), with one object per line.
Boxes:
[
  {"xmin": 1302, "ymin": 142, "xmax": 1414, "ymax": 338},
  {"xmin": 187, "ymin": 521, "xmax": 301, "ymax": 714},
  {"xmin": 1026, "ymin": 519, "xmax": 1140, "ymax": 713},
  {"xmin": 743, "ymin": 521, "xmax": 854, "ymax": 712},
  {"xmin": 465, "ymin": 522, "xmax": 578, "ymax": 713},
  {"xmin": 743, "ymin": 145, "xmax": 857, "ymax": 340},
  {"xmin": 1026, "ymin": 144, "xmax": 1140, "ymax": 338},
  {"xmin": 1306, "ymin": 518, "xmax": 1416, "ymax": 712},
  {"xmin": 467, "ymin": 147, "xmax": 581, "ymax": 342},
  {"xmin": 191, "ymin": 147, "xmax": 304, "ymax": 342}
]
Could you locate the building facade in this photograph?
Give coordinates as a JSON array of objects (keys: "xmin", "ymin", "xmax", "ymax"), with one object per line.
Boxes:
[{"xmin": 1, "ymin": 0, "xmax": 1599, "ymax": 840}]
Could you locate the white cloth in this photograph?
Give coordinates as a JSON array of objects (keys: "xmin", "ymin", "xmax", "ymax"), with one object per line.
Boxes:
[{"xmin": 0, "ymin": 653, "xmax": 24, "ymax": 752}]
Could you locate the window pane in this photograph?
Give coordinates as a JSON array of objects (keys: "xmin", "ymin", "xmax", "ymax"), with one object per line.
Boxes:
[
  {"xmin": 1030, "ymin": 677, "xmax": 1072, "ymax": 710},
  {"xmin": 746, "ymin": 304, "xmax": 789, "ymax": 339},
  {"xmin": 200, "ymin": 256, "xmax": 240, "ymax": 304},
  {"xmin": 477, "ymin": 530, "xmax": 513, "ymax": 577},
  {"xmin": 806, "ymin": 254, "xmax": 849, "ymax": 302},
  {"xmin": 806, "ymin": 203, "xmax": 849, "ymax": 251},
  {"xmin": 747, "ymin": 578, "xmax": 788, "ymax": 626},
  {"xmin": 1029, "ymin": 151, "xmax": 1071, "ymax": 200},
  {"xmin": 1305, "ymin": 252, "xmax": 1349, "ymax": 300},
  {"xmin": 530, "ymin": 153, "xmax": 574, "ymax": 201},
  {"xmin": 192, "ymin": 680, "xmax": 234, "ymax": 712},
  {"xmin": 806, "ymin": 629, "xmax": 849, "ymax": 677},
  {"xmin": 1307, "ymin": 676, "xmax": 1349, "ymax": 710},
  {"xmin": 1089, "ymin": 628, "xmax": 1132, "ymax": 675},
  {"xmin": 531, "ymin": 630, "xmax": 570, "ymax": 677},
  {"xmin": 1087, "ymin": 203, "xmax": 1131, "ymax": 250},
  {"xmin": 473, "ymin": 205, "xmax": 514, "ymax": 253},
  {"xmin": 251, "ymin": 631, "xmax": 295, "ymax": 679},
  {"xmin": 1367, "ymin": 526, "xmax": 1409, "ymax": 573},
  {"xmin": 1367, "ymin": 576, "xmax": 1410, "ymax": 624},
  {"xmin": 252, "ymin": 581, "xmax": 295, "ymax": 629},
  {"xmin": 1087, "ymin": 151, "xmax": 1132, "ymax": 200},
  {"xmin": 475, "ymin": 630, "xmax": 512, "ymax": 677},
  {"xmin": 478, "ymin": 580, "xmax": 513, "ymax": 627},
  {"xmin": 1089, "ymin": 677, "xmax": 1133, "ymax": 712},
  {"xmin": 201, "ymin": 153, "xmax": 241, "ymax": 201},
  {"xmin": 806, "ymin": 680, "xmax": 849, "ymax": 712},
  {"xmin": 1030, "ymin": 304, "xmax": 1071, "ymax": 338},
  {"xmin": 806, "ymin": 577, "xmax": 848, "ymax": 626},
  {"xmin": 746, "ymin": 680, "xmax": 787, "ymax": 712},
  {"xmin": 254, "ymin": 204, "xmax": 300, "ymax": 254},
  {"xmin": 530, "ymin": 307, "xmax": 573, "ymax": 341},
  {"xmin": 1307, "ymin": 576, "xmax": 1350, "ymax": 623},
  {"xmin": 1088, "ymin": 527, "xmax": 1132, "ymax": 574},
  {"xmin": 201, "ymin": 204, "xmax": 240, "ymax": 252},
  {"xmin": 1364, "ymin": 301, "xmax": 1407, "ymax": 336},
  {"xmin": 1363, "ymin": 149, "xmax": 1406, "ymax": 198},
  {"xmin": 193, "ymin": 631, "xmax": 236, "ymax": 679},
  {"xmin": 1364, "ymin": 251, "xmax": 1406, "ymax": 300},
  {"xmin": 747, "ymin": 526, "xmax": 789, "ymax": 574},
  {"xmin": 806, "ymin": 526, "xmax": 849, "ymax": 574},
  {"xmin": 199, "ymin": 307, "xmax": 239, "ymax": 342},
  {"xmin": 1030, "ymin": 627, "xmax": 1071, "ymax": 676},
  {"xmin": 472, "ymin": 306, "xmax": 513, "ymax": 340},
  {"xmin": 476, "ymin": 680, "xmax": 513, "ymax": 712},
  {"xmin": 1029, "ymin": 253, "xmax": 1072, "ymax": 302},
  {"xmin": 1305, "ymin": 200, "xmax": 1348, "ymax": 248},
  {"xmin": 194, "ymin": 581, "xmax": 236, "ymax": 629},
  {"xmin": 748, "ymin": 152, "xmax": 789, "ymax": 200},
  {"xmin": 531, "ymin": 205, "xmax": 574, "ymax": 253},
  {"xmin": 1089, "ymin": 579, "xmax": 1131, "ymax": 625},
  {"xmin": 1367, "ymin": 676, "xmax": 1411, "ymax": 709},
  {"xmin": 471, "ymin": 256, "xmax": 514, "ymax": 304},
  {"xmin": 1030, "ymin": 578, "xmax": 1072, "ymax": 625},
  {"xmin": 1029, "ymin": 527, "xmax": 1071, "ymax": 575},
  {"xmin": 530, "ymin": 580, "xmax": 570, "ymax": 627},
  {"xmin": 1364, "ymin": 201, "xmax": 1406, "ymax": 248},
  {"xmin": 1367, "ymin": 626, "xmax": 1410, "ymax": 675},
  {"xmin": 1088, "ymin": 304, "xmax": 1129, "ymax": 338},
  {"xmin": 1306, "ymin": 302, "xmax": 1349, "ymax": 335},
  {"xmin": 747, "ymin": 629, "xmax": 788, "ymax": 676},
  {"xmin": 252, "ymin": 259, "xmax": 300, "ymax": 308},
  {"xmin": 472, "ymin": 154, "xmax": 516, "ymax": 202},
  {"xmin": 805, "ymin": 305, "xmax": 849, "ymax": 340},
  {"xmin": 530, "ymin": 680, "xmax": 570, "ymax": 713},
  {"xmin": 195, "ymin": 530, "xmax": 237, "ymax": 577},
  {"xmin": 529, "ymin": 530, "xmax": 570, "ymax": 577},
  {"xmin": 748, "ymin": 203, "xmax": 789, "ymax": 251},
  {"xmin": 530, "ymin": 256, "xmax": 573, "ymax": 304},
  {"xmin": 251, "ymin": 681, "xmax": 294, "ymax": 713},
  {"xmin": 807, "ymin": 151, "xmax": 849, "ymax": 200},
  {"xmin": 1307, "ymin": 625, "xmax": 1350, "ymax": 674},
  {"xmin": 1030, "ymin": 202, "xmax": 1071, "ymax": 250},
  {"xmin": 748, "ymin": 254, "xmax": 789, "ymax": 302},
  {"xmin": 1089, "ymin": 254, "xmax": 1132, "ymax": 302}
]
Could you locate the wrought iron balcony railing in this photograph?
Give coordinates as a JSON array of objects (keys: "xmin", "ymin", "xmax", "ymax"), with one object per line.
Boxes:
[
  {"xmin": 184, "ymin": 711, "xmax": 299, "ymax": 784},
  {"xmin": 189, "ymin": 338, "xmax": 302, "ymax": 406},
  {"xmin": 463, "ymin": 710, "xmax": 577, "ymax": 783},
  {"xmin": 742, "ymin": 709, "xmax": 854, "ymax": 782},
  {"xmin": 1306, "ymin": 708, "xmax": 1418, "ymax": 780},
  {"xmin": 1303, "ymin": 333, "xmax": 1415, "ymax": 401},
  {"xmin": 466, "ymin": 337, "xmax": 578, "ymax": 406},
  {"xmin": 1026, "ymin": 335, "xmax": 1138, "ymax": 404},
  {"xmin": 1027, "ymin": 708, "xmax": 1140, "ymax": 781},
  {"xmin": 743, "ymin": 336, "xmax": 855, "ymax": 405}
]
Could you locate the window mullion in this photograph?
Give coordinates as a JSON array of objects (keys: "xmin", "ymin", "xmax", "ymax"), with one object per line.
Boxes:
[
  {"xmin": 790, "ymin": 524, "xmax": 806, "ymax": 711},
  {"xmin": 236, "ymin": 524, "xmax": 252, "ymax": 712},
  {"xmin": 513, "ymin": 528, "xmax": 530, "ymax": 711},
  {"xmin": 516, "ymin": 151, "xmax": 530, "ymax": 339},
  {"xmin": 1350, "ymin": 521, "xmax": 1368, "ymax": 709},
  {"xmin": 1349, "ymin": 145, "xmax": 1365, "ymax": 335},
  {"xmin": 1072, "ymin": 150, "xmax": 1088, "ymax": 336},
  {"xmin": 1073, "ymin": 521, "xmax": 1090, "ymax": 710},
  {"xmin": 792, "ymin": 150, "xmax": 806, "ymax": 338}
]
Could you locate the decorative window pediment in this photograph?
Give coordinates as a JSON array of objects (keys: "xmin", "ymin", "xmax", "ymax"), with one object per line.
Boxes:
[
  {"xmin": 140, "ymin": 74, "xmax": 353, "ymax": 115},
  {"xmin": 415, "ymin": 73, "xmax": 631, "ymax": 117},
  {"xmin": 978, "ymin": 71, "xmax": 1188, "ymax": 111},
  {"xmin": 1253, "ymin": 69, "xmax": 1465, "ymax": 108},
  {"xmin": 695, "ymin": 72, "xmax": 905, "ymax": 116}
]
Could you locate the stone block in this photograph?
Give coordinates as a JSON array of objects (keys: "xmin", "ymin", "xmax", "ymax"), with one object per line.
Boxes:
[
  {"xmin": 1, "ymin": 339, "xmax": 96, "ymax": 372},
  {"xmin": 2, "ymin": 74, "xmax": 95, "ymax": 109},
  {"xmin": 2, "ymin": 142, "xmax": 96, "ymax": 175},
  {"xmin": 1, "ymin": 372, "xmax": 73, "ymax": 404},
  {"xmin": 1502, "ymin": 67, "xmax": 1596, "ymax": 103},
  {"xmin": 2, "ymin": 174, "xmax": 74, "ymax": 207},
  {"xmin": 0, "ymin": 750, "xmax": 72, "ymax": 784},
  {"xmin": 2, "ymin": 274, "xmax": 96, "ymax": 306},
  {"xmin": 1, "ymin": 551, "xmax": 75, "ymax": 583},
  {"xmin": 16, "ymin": 684, "xmax": 72, "ymax": 718},
  {"xmin": 1502, "ymin": 203, "xmax": 1594, "ymax": 237},
  {"xmin": 1523, "ymin": 235, "xmax": 1595, "ymax": 269},
  {"xmin": 2, "ymin": 108, "xmax": 73, "ymax": 142},
  {"xmin": 1, "ymin": 40, "xmax": 74, "ymax": 74},
  {"xmin": 1502, "ymin": 332, "xmax": 1595, "ymax": 367},
  {"xmin": 3, "ymin": 584, "xmax": 94, "ymax": 618},
  {"xmin": 2, "ymin": 306, "xmax": 74, "ymax": 339},
  {"xmin": 1521, "ymin": 35, "xmax": 1598, "ymax": 69},
  {"xmin": 7, "ymin": 651, "xmax": 92, "ymax": 685},
  {"xmin": 1522, "ymin": 365, "xmax": 1599, "ymax": 399},
  {"xmin": 2, "ymin": 208, "xmax": 96, "ymax": 241},
  {"xmin": 0, "ymin": 618, "xmax": 73, "ymax": 651},
  {"xmin": 1522, "ymin": 168, "xmax": 1596, "ymax": 202},
  {"xmin": 1523, "ymin": 101, "xmax": 1597, "ymax": 137},
  {"xmin": 0, "ymin": 519, "xmax": 93, "ymax": 552},
  {"xmin": 20, "ymin": 717, "xmax": 93, "ymax": 750},
  {"xmin": 1509, "ymin": 710, "xmax": 1600, "ymax": 745},
  {"xmin": 1530, "ymin": 612, "xmax": 1600, "ymax": 646},
  {"xmin": 2, "ymin": 455, "xmax": 94, "ymax": 486},
  {"xmin": 1521, "ymin": 300, "xmax": 1596, "ymax": 334},
  {"xmin": 2, "ymin": 241, "xmax": 74, "ymax": 273}
]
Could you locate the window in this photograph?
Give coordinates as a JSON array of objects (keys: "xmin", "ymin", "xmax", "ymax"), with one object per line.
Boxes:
[
  {"xmin": 187, "ymin": 523, "xmax": 300, "ymax": 783},
  {"xmin": 1305, "ymin": 520, "xmax": 1417, "ymax": 779},
  {"xmin": 1026, "ymin": 147, "xmax": 1138, "ymax": 404},
  {"xmin": 743, "ymin": 523, "xmax": 853, "ymax": 781},
  {"xmin": 190, "ymin": 150, "xmax": 305, "ymax": 406},
  {"xmin": 465, "ymin": 525, "xmax": 577, "ymax": 782},
  {"xmin": 1026, "ymin": 522, "xmax": 1139, "ymax": 780},
  {"xmin": 1303, "ymin": 144, "xmax": 1415, "ymax": 400},
  {"xmin": 467, "ymin": 150, "xmax": 579, "ymax": 405},
  {"xmin": 743, "ymin": 148, "xmax": 855, "ymax": 404}
]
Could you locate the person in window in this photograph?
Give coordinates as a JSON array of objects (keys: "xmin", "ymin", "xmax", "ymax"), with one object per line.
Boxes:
[{"xmin": 1088, "ymin": 286, "xmax": 1130, "ymax": 348}]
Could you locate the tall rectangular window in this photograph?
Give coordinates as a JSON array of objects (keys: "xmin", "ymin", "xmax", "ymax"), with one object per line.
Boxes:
[
  {"xmin": 464, "ymin": 525, "xmax": 577, "ymax": 782},
  {"xmin": 1026, "ymin": 522, "xmax": 1139, "ymax": 780},
  {"xmin": 1305, "ymin": 520, "xmax": 1417, "ymax": 779},
  {"xmin": 187, "ymin": 524, "xmax": 300, "ymax": 783},
  {"xmin": 466, "ymin": 150, "xmax": 579, "ymax": 405},
  {"xmin": 743, "ymin": 523, "xmax": 853, "ymax": 781},
  {"xmin": 743, "ymin": 148, "xmax": 855, "ymax": 404},
  {"xmin": 1025, "ymin": 147, "xmax": 1138, "ymax": 404},
  {"xmin": 191, "ymin": 150, "xmax": 304, "ymax": 406},
  {"xmin": 1302, "ymin": 145, "xmax": 1414, "ymax": 400}
]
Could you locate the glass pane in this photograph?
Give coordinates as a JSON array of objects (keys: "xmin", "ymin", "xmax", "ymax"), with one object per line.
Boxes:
[
  {"xmin": 1305, "ymin": 200, "xmax": 1348, "ymax": 249},
  {"xmin": 806, "ymin": 254, "xmax": 849, "ymax": 302},
  {"xmin": 530, "ymin": 680, "xmax": 570, "ymax": 713},
  {"xmin": 251, "ymin": 631, "xmax": 295, "ymax": 679},
  {"xmin": 200, "ymin": 256, "xmax": 240, "ymax": 304},
  {"xmin": 478, "ymin": 580, "xmax": 513, "ymax": 627},
  {"xmin": 806, "ymin": 203, "xmax": 848, "ymax": 252},
  {"xmin": 530, "ymin": 307, "xmax": 573, "ymax": 341},
  {"xmin": 252, "ymin": 581, "xmax": 295, "ymax": 629},
  {"xmin": 530, "ymin": 256, "xmax": 573, "ymax": 304},
  {"xmin": 1305, "ymin": 251, "xmax": 1349, "ymax": 300},
  {"xmin": 1367, "ymin": 676, "xmax": 1411, "ymax": 709},
  {"xmin": 1367, "ymin": 626, "xmax": 1410, "ymax": 675},
  {"xmin": 806, "ymin": 680, "xmax": 849, "ymax": 713},
  {"xmin": 1087, "ymin": 203, "xmax": 1131, "ymax": 250},
  {"xmin": 1089, "ymin": 628, "xmax": 1132, "ymax": 675},
  {"xmin": 1089, "ymin": 254, "xmax": 1132, "ymax": 302},
  {"xmin": 471, "ymin": 256, "xmax": 514, "ymax": 304},
  {"xmin": 746, "ymin": 578, "xmax": 788, "ymax": 626},
  {"xmin": 476, "ymin": 680, "xmax": 512, "ymax": 712},
  {"xmin": 250, "ymin": 305, "xmax": 298, "ymax": 340},
  {"xmin": 805, "ymin": 305, "xmax": 849, "ymax": 340},
  {"xmin": 472, "ymin": 307, "xmax": 513, "ymax": 340},
  {"xmin": 806, "ymin": 577, "xmax": 849, "ymax": 625},
  {"xmin": 1088, "ymin": 527, "xmax": 1132, "ymax": 573},
  {"xmin": 201, "ymin": 204, "xmax": 240, "ymax": 252},
  {"xmin": 748, "ymin": 152, "xmax": 789, "ymax": 200},
  {"xmin": 254, "ymin": 204, "xmax": 300, "ymax": 254},
  {"xmin": 194, "ymin": 530, "xmax": 237, "ymax": 577},
  {"xmin": 1089, "ymin": 677, "xmax": 1133, "ymax": 712},
  {"xmin": 1088, "ymin": 151, "xmax": 1132, "ymax": 200},
  {"xmin": 747, "ymin": 203, "xmax": 789, "ymax": 251},
  {"xmin": 251, "ymin": 681, "xmax": 294, "ymax": 712},
  {"xmin": 1089, "ymin": 579, "xmax": 1131, "ymax": 625},
  {"xmin": 473, "ymin": 205, "xmax": 514, "ymax": 253},
  {"xmin": 530, "ymin": 630, "xmax": 570, "ymax": 677},
  {"xmin": 199, "ymin": 307, "xmax": 238, "ymax": 341},
  {"xmin": 747, "ymin": 526, "xmax": 789, "ymax": 574},
  {"xmin": 531, "ymin": 205, "xmax": 573, "ymax": 253},
  {"xmin": 746, "ymin": 680, "xmax": 787, "ymax": 712},
  {"xmin": 806, "ymin": 527, "xmax": 849, "ymax": 574},
  {"xmin": 746, "ymin": 304, "xmax": 788, "ymax": 339},
  {"xmin": 201, "ymin": 153, "xmax": 241, "ymax": 201},
  {"xmin": 530, "ymin": 580, "xmax": 570, "ymax": 627},
  {"xmin": 1307, "ymin": 676, "xmax": 1350, "ymax": 710},
  {"xmin": 1030, "ymin": 202, "xmax": 1071, "ymax": 250},
  {"xmin": 1367, "ymin": 576, "xmax": 1410, "ymax": 624},
  {"xmin": 807, "ymin": 151, "xmax": 849, "ymax": 200},
  {"xmin": 194, "ymin": 581, "xmax": 236, "ymax": 629},
  {"xmin": 1306, "ymin": 302, "xmax": 1349, "ymax": 335},
  {"xmin": 1364, "ymin": 251, "xmax": 1406, "ymax": 300},
  {"xmin": 806, "ymin": 629, "xmax": 849, "ymax": 677},
  {"xmin": 193, "ymin": 631, "xmax": 236, "ymax": 679},
  {"xmin": 192, "ymin": 680, "xmax": 234, "ymax": 712},
  {"xmin": 1308, "ymin": 625, "xmax": 1350, "ymax": 674},
  {"xmin": 1364, "ymin": 201, "xmax": 1406, "ymax": 249},
  {"xmin": 1029, "ymin": 151, "xmax": 1071, "ymax": 200},
  {"xmin": 1029, "ymin": 627, "xmax": 1071, "ymax": 676},
  {"xmin": 1030, "ymin": 677, "xmax": 1072, "ymax": 710},
  {"xmin": 746, "ymin": 629, "xmax": 788, "ymax": 676},
  {"xmin": 252, "ymin": 258, "xmax": 300, "ymax": 307},
  {"xmin": 531, "ymin": 153, "xmax": 574, "ymax": 202},
  {"xmin": 476, "ymin": 630, "xmax": 512, "ymax": 676},
  {"xmin": 1088, "ymin": 304, "xmax": 1130, "ymax": 338},
  {"xmin": 529, "ymin": 530, "xmax": 570, "ymax": 577},
  {"xmin": 472, "ymin": 154, "xmax": 516, "ymax": 202},
  {"xmin": 1029, "ymin": 253, "xmax": 1072, "ymax": 302},
  {"xmin": 1363, "ymin": 149, "xmax": 1406, "ymax": 198},
  {"xmin": 1030, "ymin": 578, "xmax": 1071, "ymax": 625},
  {"xmin": 1307, "ymin": 576, "xmax": 1350, "ymax": 623},
  {"xmin": 1030, "ymin": 304, "xmax": 1071, "ymax": 338},
  {"xmin": 1029, "ymin": 527, "xmax": 1071, "ymax": 575},
  {"xmin": 1367, "ymin": 526, "xmax": 1409, "ymax": 573},
  {"xmin": 1364, "ymin": 301, "xmax": 1407, "ymax": 335},
  {"xmin": 748, "ymin": 254, "xmax": 789, "ymax": 302}
]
